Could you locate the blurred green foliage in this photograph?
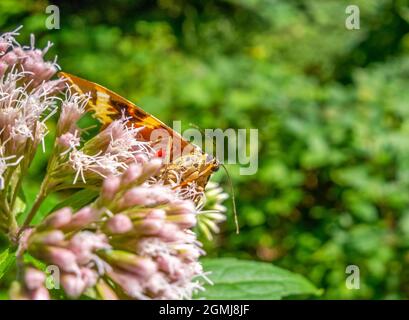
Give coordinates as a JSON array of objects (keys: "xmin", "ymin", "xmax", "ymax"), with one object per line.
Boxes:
[{"xmin": 2, "ymin": 0, "xmax": 409, "ymax": 299}]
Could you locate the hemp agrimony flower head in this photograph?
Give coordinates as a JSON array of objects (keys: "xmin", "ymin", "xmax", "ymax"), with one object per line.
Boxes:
[
  {"xmin": 0, "ymin": 28, "xmax": 63, "ymax": 235},
  {"xmin": 0, "ymin": 29, "xmax": 226, "ymax": 300},
  {"xmin": 14, "ymin": 159, "xmax": 208, "ymax": 300}
]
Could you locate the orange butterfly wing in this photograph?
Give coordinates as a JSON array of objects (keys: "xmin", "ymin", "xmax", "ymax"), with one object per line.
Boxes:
[
  {"xmin": 59, "ymin": 72, "xmax": 191, "ymax": 156},
  {"xmin": 58, "ymin": 72, "xmax": 218, "ymax": 193}
]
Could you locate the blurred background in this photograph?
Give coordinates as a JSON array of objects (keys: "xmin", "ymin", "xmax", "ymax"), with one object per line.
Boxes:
[{"xmin": 1, "ymin": 0, "xmax": 409, "ymax": 299}]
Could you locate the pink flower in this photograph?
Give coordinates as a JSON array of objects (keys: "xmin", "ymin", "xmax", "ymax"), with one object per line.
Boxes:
[
  {"xmin": 22, "ymin": 159, "xmax": 208, "ymax": 300},
  {"xmin": 0, "ymin": 28, "xmax": 224, "ymax": 301},
  {"xmin": 10, "ymin": 267, "xmax": 50, "ymax": 300}
]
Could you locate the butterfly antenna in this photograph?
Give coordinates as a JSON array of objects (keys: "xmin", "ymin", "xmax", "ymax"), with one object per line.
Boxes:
[
  {"xmin": 189, "ymin": 122, "xmax": 203, "ymax": 132},
  {"xmin": 220, "ymin": 163, "xmax": 239, "ymax": 234}
]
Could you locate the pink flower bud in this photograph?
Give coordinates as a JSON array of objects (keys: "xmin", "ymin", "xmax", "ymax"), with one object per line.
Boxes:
[
  {"xmin": 122, "ymin": 186, "xmax": 173, "ymax": 208},
  {"xmin": 101, "ymin": 176, "xmax": 121, "ymax": 200},
  {"xmin": 101, "ymin": 250, "xmax": 157, "ymax": 278},
  {"xmin": 158, "ymin": 224, "xmax": 185, "ymax": 241},
  {"xmin": 44, "ymin": 246, "xmax": 79, "ymax": 273},
  {"xmin": 175, "ymin": 244, "xmax": 201, "ymax": 261},
  {"xmin": 30, "ymin": 287, "xmax": 50, "ymax": 300},
  {"xmin": 122, "ymin": 187, "xmax": 151, "ymax": 207},
  {"xmin": 24, "ymin": 268, "xmax": 46, "ymax": 291},
  {"xmin": 121, "ymin": 163, "xmax": 143, "ymax": 185},
  {"xmin": 139, "ymin": 219, "xmax": 164, "ymax": 235},
  {"xmin": 132, "ymin": 257, "xmax": 157, "ymax": 278},
  {"xmin": 169, "ymin": 213, "xmax": 197, "ymax": 229},
  {"xmin": 65, "ymin": 207, "xmax": 98, "ymax": 230},
  {"xmin": 144, "ymin": 273, "xmax": 175, "ymax": 298},
  {"xmin": 168, "ymin": 200, "xmax": 196, "ymax": 215},
  {"xmin": 147, "ymin": 209, "xmax": 166, "ymax": 220},
  {"xmin": 2, "ymin": 51, "xmax": 18, "ymax": 65},
  {"xmin": 31, "ymin": 230, "xmax": 65, "ymax": 246},
  {"xmin": 57, "ymin": 97, "xmax": 87, "ymax": 135},
  {"xmin": 57, "ymin": 132, "xmax": 79, "ymax": 149},
  {"xmin": 42, "ymin": 64, "xmax": 57, "ymax": 81},
  {"xmin": 107, "ymin": 269, "xmax": 144, "ymax": 299},
  {"xmin": 68, "ymin": 231, "xmax": 109, "ymax": 265},
  {"xmin": 61, "ymin": 273, "xmax": 86, "ymax": 298},
  {"xmin": 156, "ymin": 255, "xmax": 183, "ymax": 279},
  {"xmin": 0, "ymin": 61, "xmax": 8, "ymax": 77},
  {"xmin": 23, "ymin": 57, "xmax": 36, "ymax": 72},
  {"xmin": 0, "ymin": 41, "xmax": 9, "ymax": 54},
  {"xmin": 12, "ymin": 47, "xmax": 26, "ymax": 58},
  {"xmin": 80, "ymin": 268, "xmax": 98, "ymax": 288},
  {"xmin": 42, "ymin": 207, "xmax": 73, "ymax": 229},
  {"xmin": 149, "ymin": 186, "xmax": 174, "ymax": 203},
  {"xmin": 105, "ymin": 214, "xmax": 133, "ymax": 234}
]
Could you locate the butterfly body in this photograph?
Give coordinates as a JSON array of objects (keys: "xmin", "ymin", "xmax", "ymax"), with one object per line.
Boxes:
[{"xmin": 167, "ymin": 153, "xmax": 219, "ymax": 187}]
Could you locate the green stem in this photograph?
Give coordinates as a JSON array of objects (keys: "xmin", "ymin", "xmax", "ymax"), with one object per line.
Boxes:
[
  {"xmin": 0, "ymin": 191, "xmax": 18, "ymax": 242},
  {"xmin": 20, "ymin": 142, "xmax": 60, "ymax": 230},
  {"xmin": 8, "ymin": 217, "xmax": 19, "ymax": 243},
  {"xmin": 21, "ymin": 178, "xmax": 48, "ymax": 229}
]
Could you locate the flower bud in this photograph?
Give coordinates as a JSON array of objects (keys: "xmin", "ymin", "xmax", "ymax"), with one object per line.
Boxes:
[
  {"xmin": 2, "ymin": 51, "xmax": 18, "ymax": 65},
  {"xmin": 42, "ymin": 246, "xmax": 79, "ymax": 273},
  {"xmin": 68, "ymin": 231, "xmax": 109, "ymax": 265},
  {"xmin": 121, "ymin": 163, "xmax": 143, "ymax": 185},
  {"xmin": 149, "ymin": 186, "xmax": 174, "ymax": 203},
  {"xmin": 105, "ymin": 214, "xmax": 133, "ymax": 234},
  {"xmin": 168, "ymin": 200, "xmax": 196, "ymax": 216},
  {"xmin": 107, "ymin": 269, "xmax": 145, "ymax": 299},
  {"xmin": 159, "ymin": 224, "xmax": 186, "ymax": 242},
  {"xmin": 175, "ymin": 244, "xmax": 202, "ymax": 262},
  {"xmin": 122, "ymin": 187, "xmax": 151, "ymax": 207},
  {"xmin": 147, "ymin": 209, "xmax": 166, "ymax": 220},
  {"xmin": 0, "ymin": 61, "xmax": 8, "ymax": 77},
  {"xmin": 42, "ymin": 207, "xmax": 73, "ymax": 229},
  {"xmin": 101, "ymin": 176, "xmax": 121, "ymax": 201},
  {"xmin": 57, "ymin": 95, "xmax": 88, "ymax": 135},
  {"xmin": 57, "ymin": 132, "xmax": 79, "ymax": 150},
  {"xmin": 80, "ymin": 268, "xmax": 98, "ymax": 288},
  {"xmin": 141, "ymin": 158, "xmax": 162, "ymax": 177},
  {"xmin": 61, "ymin": 273, "xmax": 86, "ymax": 298},
  {"xmin": 138, "ymin": 219, "xmax": 164, "ymax": 235},
  {"xmin": 0, "ymin": 41, "xmax": 9, "ymax": 54},
  {"xmin": 12, "ymin": 47, "xmax": 26, "ymax": 58},
  {"xmin": 121, "ymin": 186, "xmax": 173, "ymax": 209},
  {"xmin": 30, "ymin": 230, "xmax": 65, "ymax": 246},
  {"xmin": 64, "ymin": 207, "xmax": 98, "ymax": 230},
  {"xmin": 24, "ymin": 268, "xmax": 46, "ymax": 291},
  {"xmin": 30, "ymin": 287, "xmax": 50, "ymax": 300},
  {"xmin": 168, "ymin": 213, "xmax": 197, "ymax": 229},
  {"xmin": 96, "ymin": 279, "xmax": 119, "ymax": 300},
  {"xmin": 100, "ymin": 250, "xmax": 157, "ymax": 278}
]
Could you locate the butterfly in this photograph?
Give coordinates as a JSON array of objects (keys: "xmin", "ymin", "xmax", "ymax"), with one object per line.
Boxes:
[{"xmin": 58, "ymin": 72, "xmax": 220, "ymax": 202}]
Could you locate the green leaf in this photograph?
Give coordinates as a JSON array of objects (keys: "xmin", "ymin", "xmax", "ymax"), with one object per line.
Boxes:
[
  {"xmin": 50, "ymin": 189, "xmax": 99, "ymax": 213},
  {"xmin": 196, "ymin": 258, "xmax": 321, "ymax": 300},
  {"xmin": 0, "ymin": 248, "xmax": 16, "ymax": 280}
]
